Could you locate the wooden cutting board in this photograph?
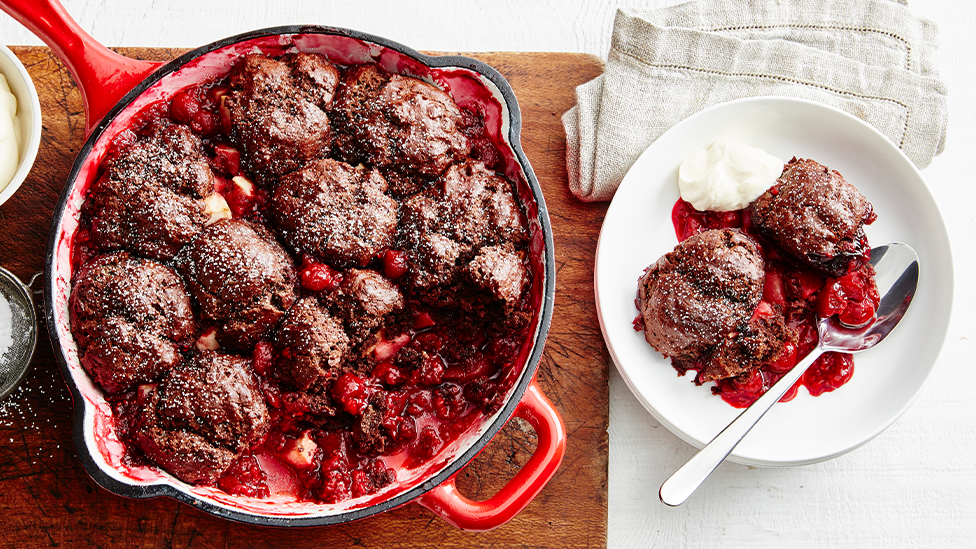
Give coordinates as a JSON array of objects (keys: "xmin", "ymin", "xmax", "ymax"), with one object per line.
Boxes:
[{"xmin": 0, "ymin": 47, "xmax": 608, "ymax": 548}]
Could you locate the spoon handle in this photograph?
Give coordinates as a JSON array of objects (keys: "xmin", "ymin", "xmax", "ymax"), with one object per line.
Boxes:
[{"xmin": 659, "ymin": 347, "xmax": 825, "ymax": 506}]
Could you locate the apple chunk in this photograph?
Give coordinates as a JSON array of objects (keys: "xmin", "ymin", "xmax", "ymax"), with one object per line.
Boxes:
[
  {"xmin": 195, "ymin": 327, "xmax": 220, "ymax": 351},
  {"xmin": 280, "ymin": 431, "xmax": 319, "ymax": 470},
  {"xmin": 372, "ymin": 333, "xmax": 411, "ymax": 362},
  {"xmin": 203, "ymin": 193, "xmax": 232, "ymax": 226}
]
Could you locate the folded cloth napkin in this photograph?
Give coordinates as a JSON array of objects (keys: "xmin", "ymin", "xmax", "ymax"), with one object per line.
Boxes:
[{"xmin": 564, "ymin": 0, "xmax": 948, "ymax": 202}]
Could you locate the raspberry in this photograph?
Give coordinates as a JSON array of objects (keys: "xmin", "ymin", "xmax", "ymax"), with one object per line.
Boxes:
[
  {"xmin": 170, "ymin": 87, "xmax": 220, "ymax": 136},
  {"xmin": 406, "ymin": 391, "xmax": 431, "ymax": 417},
  {"xmin": 170, "ymin": 89, "xmax": 201, "ymax": 124},
  {"xmin": 382, "ymin": 414, "xmax": 417, "ymax": 444},
  {"xmin": 413, "ymin": 331, "xmax": 443, "ymax": 352},
  {"xmin": 217, "ymin": 455, "xmax": 269, "ymax": 498},
  {"xmin": 815, "ymin": 280, "xmax": 846, "ymax": 317},
  {"xmin": 802, "ymin": 352, "xmax": 854, "ymax": 396},
  {"xmin": 373, "ymin": 362, "xmax": 404, "ymax": 386},
  {"xmin": 331, "ymin": 373, "xmax": 369, "ymax": 416},
  {"xmin": 351, "ymin": 470, "xmax": 371, "ymax": 498},
  {"xmin": 463, "ymin": 376, "xmax": 503, "ymax": 414},
  {"xmin": 432, "ymin": 383, "xmax": 466, "ymax": 420},
  {"xmin": 715, "ymin": 369, "xmax": 767, "ymax": 408},
  {"xmin": 470, "ymin": 137, "xmax": 502, "ymax": 169},
  {"xmin": 383, "ymin": 390, "xmax": 409, "ymax": 417},
  {"xmin": 252, "ymin": 341, "xmax": 274, "ymax": 377},
  {"xmin": 419, "ymin": 354, "xmax": 445, "ymax": 386},
  {"xmin": 839, "ymin": 300, "xmax": 876, "ymax": 327},
  {"xmin": 300, "ymin": 259, "xmax": 341, "ymax": 292},
  {"xmin": 413, "ymin": 425, "xmax": 443, "ymax": 460},
  {"xmin": 671, "ymin": 199, "xmax": 747, "ymax": 242},
  {"xmin": 840, "ymin": 273, "xmax": 866, "ymax": 301},
  {"xmin": 319, "ymin": 468, "xmax": 352, "ymax": 504},
  {"xmin": 383, "ymin": 249, "xmax": 410, "ymax": 279},
  {"xmin": 817, "ymin": 266, "xmax": 880, "ymax": 326},
  {"xmin": 488, "ymin": 336, "xmax": 519, "ymax": 360},
  {"xmin": 766, "ymin": 341, "xmax": 798, "ymax": 374},
  {"xmin": 711, "ymin": 210, "xmax": 742, "ymax": 228},
  {"xmin": 192, "ymin": 110, "xmax": 219, "ymax": 136}
]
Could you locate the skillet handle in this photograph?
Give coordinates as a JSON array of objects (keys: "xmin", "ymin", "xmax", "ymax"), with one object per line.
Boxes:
[
  {"xmin": 415, "ymin": 379, "xmax": 566, "ymax": 531},
  {"xmin": 0, "ymin": 0, "xmax": 162, "ymax": 135}
]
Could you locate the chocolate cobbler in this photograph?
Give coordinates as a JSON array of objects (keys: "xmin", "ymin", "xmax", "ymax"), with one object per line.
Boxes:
[
  {"xmin": 751, "ymin": 158, "xmax": 877, "ymax": 278},
  {"xmin": 70, "ymin": 252, "xmax": 195, "ymax": 395},
  {"xmin": 69, "ymin": 52, "xmax": 535, "ymax": 503},
  {"xmin": 637, "ymin": 157, "xmax": 879, "ymax": 408},
  {"xmin": 330, "ymin": 63, "xmax": 471, "ymax": 197},
  {"xmin": 84, "ymin": 124, "xmax": 215, "ymax": 261}
]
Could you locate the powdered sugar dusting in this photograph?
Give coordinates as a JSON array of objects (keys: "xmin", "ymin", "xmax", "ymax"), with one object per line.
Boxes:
[{"xmin": 0, "ymin": 292, "xmax": 11, "ymax": 361}]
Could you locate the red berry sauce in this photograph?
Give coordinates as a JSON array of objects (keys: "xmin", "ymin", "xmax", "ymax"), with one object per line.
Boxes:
[{"xmin": 661, "ymin": 199, "xmax": 879, "ymax": 408}]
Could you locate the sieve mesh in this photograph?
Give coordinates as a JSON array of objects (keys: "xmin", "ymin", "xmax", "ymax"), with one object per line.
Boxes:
[{"xmin": 0, "ymin": 268, "xmax": 38, "ymax": 400}]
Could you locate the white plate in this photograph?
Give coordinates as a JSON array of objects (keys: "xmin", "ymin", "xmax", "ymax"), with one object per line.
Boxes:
[{"xmin": 595, "ymin": 97, "xmax": 953, "ymax": 467}]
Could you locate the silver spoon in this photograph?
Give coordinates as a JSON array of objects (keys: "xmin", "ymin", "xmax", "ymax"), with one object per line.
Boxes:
[{"xmin": 659, "ymin": 242, "xmax": 919, "ymax": 507}]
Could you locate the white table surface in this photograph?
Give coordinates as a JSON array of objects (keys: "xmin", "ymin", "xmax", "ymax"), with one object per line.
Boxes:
[{"xmin": 3, "ymin": 1, "xmax": 974, "ymax": 547}]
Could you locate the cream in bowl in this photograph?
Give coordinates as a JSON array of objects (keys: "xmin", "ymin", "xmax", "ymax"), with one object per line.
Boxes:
[
  {"xmin": 0, "ymin": 44, "xmax": 42, "ymax": 207},
  {"xmin": 678, "ymin": 140, "xmax": 783, "ymax": 212}
]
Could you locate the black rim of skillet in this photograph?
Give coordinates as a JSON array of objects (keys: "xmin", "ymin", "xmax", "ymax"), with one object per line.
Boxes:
[{"xmin": 42, "ymin": 25, "xmax": 556, "ymax": 527}]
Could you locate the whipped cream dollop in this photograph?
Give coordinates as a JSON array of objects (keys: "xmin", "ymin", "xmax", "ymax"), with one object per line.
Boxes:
[
  {"xmin": 678, "ymin": 140, "xmax": 784, "ymax": 211},
  {"xmin": 0, "ymin": 73, "xmax": 21, "ymax": 193}
]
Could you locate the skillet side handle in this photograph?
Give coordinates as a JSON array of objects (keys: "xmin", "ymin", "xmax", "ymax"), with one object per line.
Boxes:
[
  {"xmin": 415, "ymin": 379, "xmax": 566, "ymax": 531},
  {"xmin": 0, "ymin": 0, "xmax": 162, "ymax": 135}
]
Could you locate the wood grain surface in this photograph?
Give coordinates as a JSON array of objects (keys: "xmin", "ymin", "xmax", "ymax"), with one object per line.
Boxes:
[{"xmin": 0, "ymin": 47, "xmax": 608, "ymax": 548}]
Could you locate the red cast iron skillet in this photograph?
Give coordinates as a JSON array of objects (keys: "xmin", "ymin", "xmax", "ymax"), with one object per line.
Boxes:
[{"xmin": 1, "ymin": 0, "xmax": 563, "ymax": 530}]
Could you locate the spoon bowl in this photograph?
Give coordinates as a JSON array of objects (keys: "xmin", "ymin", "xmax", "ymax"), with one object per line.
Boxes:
[
  {"xmin": 659, "ymin": 242, "xmax": 919, "ymax": 506},
  {"xmin": 820, "ymin": 243, "xmax": 919, "ymax": 353}
]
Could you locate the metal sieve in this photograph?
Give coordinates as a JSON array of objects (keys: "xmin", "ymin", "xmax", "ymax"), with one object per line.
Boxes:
[{"xmin": 0, "ymin": 267, "xmax": 38, "ymax": 400}]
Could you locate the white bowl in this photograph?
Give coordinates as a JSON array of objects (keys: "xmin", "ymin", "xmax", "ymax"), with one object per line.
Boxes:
[
  {"xmin": 0, "ymin": 44, "xmax": 42, "ymax": 207},
  {"xmin": 595, "ymin": 97, "xmax": 953, "ymax": 467}
]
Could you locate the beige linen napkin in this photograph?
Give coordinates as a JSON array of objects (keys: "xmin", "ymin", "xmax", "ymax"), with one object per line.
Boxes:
[{"xmin": 564, "ymin": 0, "xmax": 948, "ymax": 202}]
